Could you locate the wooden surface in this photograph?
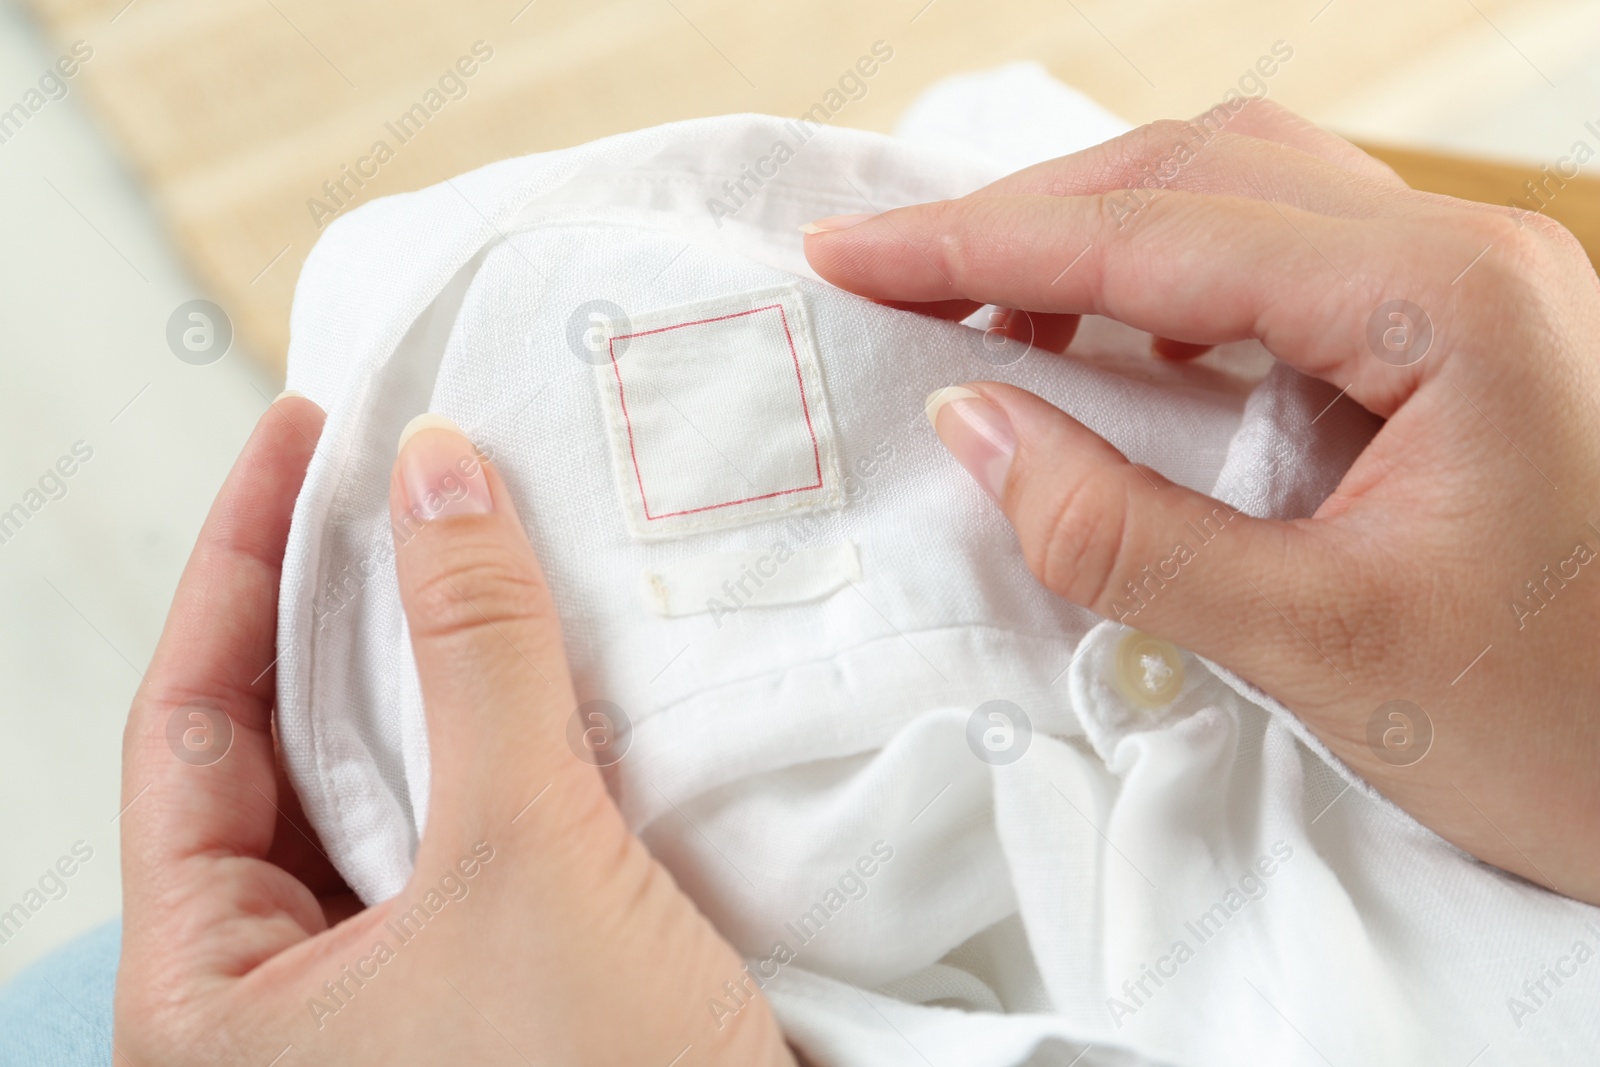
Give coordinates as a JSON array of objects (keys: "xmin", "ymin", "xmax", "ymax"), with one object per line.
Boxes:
[
  {"xmin": 1360, "ymin": 142, "xmax": 1600, "ymax": 273},
  {"xmin": 21, "ymin": 0, "xmax": 1599, "ymax": 372}
]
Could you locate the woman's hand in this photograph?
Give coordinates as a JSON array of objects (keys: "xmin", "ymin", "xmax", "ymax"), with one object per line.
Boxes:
[
  {"xmin": 804, "ymin": 100, "xmax": 1600, "ymax": 904},
  {"xmin": 114, "ymin": 395, "xmax": 794, "ymax": 1066}
]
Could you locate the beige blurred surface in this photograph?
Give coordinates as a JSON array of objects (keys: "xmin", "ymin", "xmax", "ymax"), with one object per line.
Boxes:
[
  {"xmin": 19, "ymin": 0, "xmax": 1600, "ymax": 371},
  {"xmin": 0, "ymin": 0, "xmax": 276, "ymax": 983},
  {"xmin": 1, "ymin": 0, "xmax": 1598, "ymax": 983}
]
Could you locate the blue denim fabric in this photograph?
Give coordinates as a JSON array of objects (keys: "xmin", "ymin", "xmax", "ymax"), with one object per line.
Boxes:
[{"xmin": 0, "ymin": 921, "xmax": 118, "ymax": 1067}]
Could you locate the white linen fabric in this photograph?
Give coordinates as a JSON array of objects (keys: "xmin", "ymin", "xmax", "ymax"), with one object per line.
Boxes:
[{"xmin": 277, "ymin": 66, "xmax": 1600, "ymax": 1067}]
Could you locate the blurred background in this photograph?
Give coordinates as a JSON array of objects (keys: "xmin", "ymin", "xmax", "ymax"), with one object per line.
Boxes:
[{"xmin": 1, "ymin": 0, "xmax": 1598, "ymax": 982}]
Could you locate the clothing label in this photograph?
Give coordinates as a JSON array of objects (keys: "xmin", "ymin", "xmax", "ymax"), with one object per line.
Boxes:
[
  {"xmin": 641, "ymin": 542, "xmax": 861, "ymax": 620},
  {"xmin": 595, "ymin": 284, "xmax": 841, "ymax": 540}
]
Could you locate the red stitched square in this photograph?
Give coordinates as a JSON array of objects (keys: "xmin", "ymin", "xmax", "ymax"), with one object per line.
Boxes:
[{"xmin": 601, "ymin": 295, "xmax": 838, "ymax": 531}]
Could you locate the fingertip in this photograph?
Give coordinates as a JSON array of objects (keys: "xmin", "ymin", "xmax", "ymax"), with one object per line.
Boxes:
[
  {"xmin": 269, "ymin": 388, "xmax": 323, "ymax": 420},
  {"xmin": 397, "ymin": 412, "xmax": 466, "ymax": 454},
  {"xmin": 926, "ymin": 383, "xmax": 1016, "ymax": 502},
  {"xmin": 924, "ymin": 385, "xmax": 983, "ymax": 426},
  {"xmin": 1151, "ymin": 337, "xmax": 1214, "ymax": 361},
  {"xmin": 263, "ymin": 390, "xmax": 326, "ymax": 448},
  {"xmin": 392, "ymin": 414, "xmax": 494, "ymax": 523},
  {"xmin": 1021, "ymin": 310, "xmax": 1082, "ymax": 354},
  {"xmin": 801, "ymin": 206, "xmax": 938, "ymax": 299},
  {"xmin": 799, "ymin": 212, "xmax": 875, "ymax": 235}
]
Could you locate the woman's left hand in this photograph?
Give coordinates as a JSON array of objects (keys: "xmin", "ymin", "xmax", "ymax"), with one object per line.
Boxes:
[{"xmin": 114, "ymin": 394, "xmax": 796, "ymax": 1066}]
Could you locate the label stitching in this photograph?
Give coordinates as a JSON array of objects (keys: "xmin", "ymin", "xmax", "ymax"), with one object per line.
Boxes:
[
  {"xmin": 595, "ymin": 284, "xmax": 841, "ymax": 540},
  {"xmin": 607, "ymin": 302, "xmax": 824, "ymax": 520}
]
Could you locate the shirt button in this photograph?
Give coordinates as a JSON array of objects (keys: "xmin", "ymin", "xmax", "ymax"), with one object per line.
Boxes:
[{"xmin": 1113, "ymin": 631, "xmax": 1185, "ymax": 709}]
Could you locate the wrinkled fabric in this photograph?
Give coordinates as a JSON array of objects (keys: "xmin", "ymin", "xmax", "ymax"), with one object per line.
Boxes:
[{"xmin": 277, "ymin": 67, "xmax": 1600, "ymax": 1067}]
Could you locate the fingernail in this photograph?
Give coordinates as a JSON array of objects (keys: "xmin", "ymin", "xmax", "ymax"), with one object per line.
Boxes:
[
  {"xmin": 397, "ymin": 413, "xmax": 494, "ymax": 520},
  {"xmin": 925, "ymin": 386, "xmax": 1015, "ymax": 501},
  {"xmin": 799, "ymin": 212, "xmax": 874, "ymax": 235},
  {"xmin": 273, "ymin": 389, "xmax": 307, "ymax": 403}
]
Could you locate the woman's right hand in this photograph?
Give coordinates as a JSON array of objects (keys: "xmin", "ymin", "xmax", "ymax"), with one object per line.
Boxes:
[{"xmin": 805, "ymin": 100, "xmax": 1600, "ymax": 904}]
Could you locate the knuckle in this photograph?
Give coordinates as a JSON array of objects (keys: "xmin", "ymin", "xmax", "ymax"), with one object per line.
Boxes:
[
  {"xmin": 1113, "ymin": 120, "xmax": 1202, "ymax": 184},
  {"xmin": 1095, "ymin": 183, "xmax": 1179, "ymax": 235},
  {"xmin": 1507, "ymin": 211, "xmax": 1588, "ymax": 265},
  {"xmin": 1137, "ymin": 117, "xmax": 1201, "ymax": 153},
  {"xmin": 927, "ymin": 197, "xmax": 1027, "ymax": 289},
  {"xmin": 926, "ymin": 197, "xmax": 1031, "ymax": 291},
  {"xmin": 930, "ymin": 227, "xmax": 974, "ymax": 292},
  {"xmin": 1094, "ymin": 188, "xmax": 1129, "ymax": 231},
  {"xmin": 1450, "ymin": 211, "xmax": 1574, "ymax": 316},
  {"xmin": 1029, "ymin": 472, "xmax": 1130, "ymax": 613},
  {"xmin": 405, "ymin": 531, "xmax": 550, "ymax": 641},
  {"xmin": 1191, "ymin": 99, "xmax": 1242, "ymax": 136},
  {"xmin": 1469, "ymin": 209, "xmax": 1545, "ymax": 262},
  {"xmin": 1229, "ymin": 96, "xmax": 1285, "ymax": 125}
]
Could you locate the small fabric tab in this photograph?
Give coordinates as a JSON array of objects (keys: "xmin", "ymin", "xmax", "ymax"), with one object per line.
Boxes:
[
  {"xmin": 1069, "ymin": 622, "xmax": 1203, "ymax": 764},
  {"xmin": 641, "ymin": 542, "xmax": 861, "ymax": 619},
  {"xmin": 595, "ymin": 284, "xmax": 841, "ymax": 541}
]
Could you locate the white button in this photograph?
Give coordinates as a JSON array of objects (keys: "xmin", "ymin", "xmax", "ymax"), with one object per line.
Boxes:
[{"xmin": 1114, "ymin": 631, "xmax": 1185, "ymax": 709}]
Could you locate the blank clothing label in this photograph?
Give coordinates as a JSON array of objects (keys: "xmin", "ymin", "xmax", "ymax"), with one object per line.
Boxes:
[
  {"xmin": 596, "ymin": 284, "xmax": 842, "ymax": 540},
  {"xmin": 640, "ymin": 542, "xmax": 862, "ymax": 618}
]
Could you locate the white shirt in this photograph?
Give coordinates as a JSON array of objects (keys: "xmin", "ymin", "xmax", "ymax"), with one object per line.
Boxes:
[{"xmin": 277, "ymin": 64, "xmax": 1600, "ymax": 1067}]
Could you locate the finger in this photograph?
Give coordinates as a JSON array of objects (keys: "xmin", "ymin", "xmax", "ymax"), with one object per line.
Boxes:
[
  {"xmin": 1028, "ymin": 312, "xmax": 1081, "ymax": 353},
  {"xmin": 969, "ymin": 116, "xmax": 1406, "ymax": 219},
  {"xmin": 984, "ymin": 307, "xmax": 1081, "ymax": 354},
  {"xmin": 876, "ymin": 297, "xmax": 984, "ymax": 321},
  {"xmin": 806, "ymin": 191, "xmax": 1478, "ymax": 417},
  {"xmin": 1151, "ymin": 337, "xmax": 1212, "ymax": 361},
  {"xmin": 386, "ymin": 415, "xmax": 606, "ymax": 857},
  {"xmin": 122, "ymin": 395, "xmax": 325, "ymax": 882},
  {"xmin": 1199, "ymin": 98, "xmax": 1406, "ymax": 188},
  {"xmin": 924, "ymin": 384, "xmax": 1352, "ymax": 697},
  {"xmin": 121, "ymin": 394, "xmax": 333, "ymax": 979},
  {"xmin": 875, "ymin": 299, "xmax": 1081, "ymax": 355}
]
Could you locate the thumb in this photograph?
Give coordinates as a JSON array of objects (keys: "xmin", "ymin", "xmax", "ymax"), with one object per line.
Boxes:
[
  {"xmin": 925, "ymin": 383, "xmax": 1356, "ymax": 701},
  {"xmin": 388, "ymin": 414, "xmax": 608, "ymax": 853}
]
